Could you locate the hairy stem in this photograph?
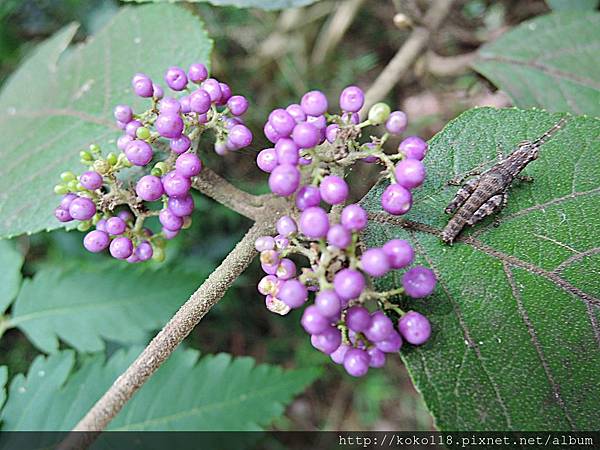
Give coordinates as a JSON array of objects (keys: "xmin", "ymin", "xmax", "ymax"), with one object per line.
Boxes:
[{"xmin": 58, "ymin": 222, "xmax": 269, "ymax": 449}]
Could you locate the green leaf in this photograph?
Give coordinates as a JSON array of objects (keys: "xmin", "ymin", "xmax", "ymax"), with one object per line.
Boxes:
[
  {"xmin": 472, "ymin": 12, "xmax": 600, "ymax": 117},
  {"xmin": 0, "ymin": 348, "xmax": 320, "ymax": 431},
  {"xmin": 0, "ymin": 366, "xmax": 7, "ymax": 412},
  {"xmin": 0, "ymin": 240, "xmax": 23, "ymax": 314},
  {"xmin": 546, "ymin": 0, "xmax": 599, "ymax": 11},
  {"xmin": 8, "ymin": 263, "xmax": 199, "ymax": 353},
  {"xmin": 0, "ymin": 4, "xmax": 212, "ymax": 238},
  {"xmin": 122, "ymin": 0, "xmax": 320, "ymax": 10},
  {"xmin": 362, "ymin": 107, "xmax": 600, "ymax": 430}
]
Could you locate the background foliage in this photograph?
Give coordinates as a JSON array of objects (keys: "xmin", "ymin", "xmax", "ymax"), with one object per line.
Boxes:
[{"xmin": 0, "ymin": 0, "xmax": 598, "ymax": 433}]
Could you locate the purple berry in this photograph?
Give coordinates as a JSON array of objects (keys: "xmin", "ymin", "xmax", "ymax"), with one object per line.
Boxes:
[
  {"xmin": 278, "ymin": 279, "xmax": 307, "ymax": 308},
  {"xmin": 164, "ymin": 66, "xmax": 188, "ymax": 91},
  {"xmin": 343, "ymin": 112, "xmax": 360, "ymax": 125},
  {"xmin": 54, "ymin": 207, "xmax": 72, "ymax": 222},
  {"xmin": 276, "ymin": 215, "xmax": 297, "ymax": 236},
  {"xmin": 327, "ymin": 224, "xmax": 351, "ymax": 249},
  {"xmin": 402, "ymin": 266, "xmax": 436, "ymax": 298},
  {"xmin": 79, "ymin": 171, "xmax": 103, "ymax": 190},
  {"xmin": 311, "ymin": 326, "xmax": 342, "ymax": 355},
  {"xmin": 228, "ymin": 124, "xmax": 253, "ymax": 149},
  {"xmin": 381, "ymin": 184, "xmax": 412, "ymax": 215},
  {"xmin": 365, "ymin": 311, "xmax": 394, "ymax": 342},
  {"xmin": 83, "ymin": 230, "xmax": 110, "ymax": 253},
  {"xmin": 325, "ymin": 124, "xmax": 339, "ymax": 143},
  {"xmin": 398, "ymin": 311, "xmax": 431, "ymax": 345},
  {"xmin": 301, "ymin": 90, "xmax": 328, "ymax": 116},
  {"xmin": 264, "ymin": 122, "xmax": 282, "ymax": 144},
  {"xmin": 114, "ymin": 105, "xmax": 133, "ymax": 123},
  {"xmin": 330, "ymin": 343, "xmax": 351, "ymax": 364},
  {"xmin": 163, "ymin": 228, "xmax": 179, "ymax": 240},
  {"xmin": 152, "ymin": 83, "xmax": 164, "ymax": 99},
  {"xmin": 159, "ymin": 208, "xmax": 184, "ymax": 231},
  {"xmin": 255, "ymin": 236, "xmax": 275, "ymax": 252},
  {"xmin": 376, "ymin": 330, "xmax": 403, "ymax": 353},
  {"xmin": 258, "ymin": 275, "xmax": 278, "ymax": 295},
  {"xmin": 68, "ymin": 197, "xmax": 96, "ymax": 221},
  {"xmin": 125, "ymin": 140, "xmax": 153, "ymax": 166},
  {"xmin": 382, "ymin": 239, "xmax": 414, "ymax": 269},
  {"xmin": 117, "ymin": 134, "xmax": 133, "ymax": 151},
  {"xmin": 110, "ymin": 237, "xmax": 134, "ymax": 259},
  {"xmin": 227, "ymin": 95, "xmax": 249, "ymax": 116},
  {"xmin": 343, "ymin": 348, "xmax": 370, "ymax": 377},
  {"xmin": 274, "ymin": 139, "xmax": 299, "ymax": 165},
  {"xmin": 295, "ymin": 185, "xmax": 321, "ymax": 211},
  {"xmin": 60, "ymin": 193, "xmax": 77, "ymax": 210},
  {"xmin": 168, "ymin": 195, "xmax": 194, "ymax": 217},
  {"xmin": 299, "ymin": 206, "xmax": 329, "ymax": 239},
  {"xmin": 301, "ymin": 305, "xmax": 329, "ymax": 335},
  {"xmin": 319, "ymin": 175, "xmax": 349, "ymax": 205},
  {"xmin": 175, "ymin": 153, "xmax": 202, "ymax": 177},
  {"xmin": 162, "ymin": 171, "xmax": 191, "ymax": 198},
  {"xmin": 106, "ymin": 216, "xmax": 127, "ymax": 235},
  {"xmin": 306, "ymin": 114, "xmax": 326, "ymax": 130},
  {"xmin": 367, "ymin": 347, "xmax": 386, "ymax": 368},
  {"xmin": 399, "ymin": 136, "xmax": 428, "ymax": 160},
  {"xmin": 132, "ymin": 73, "xmax": 153, "ymax": 97},
  {"xmin": 256, "ymin": 148, "xmax": 278, "ymax": 173},
  {"xmin": 339, "ymin": 86, "xmax": 364, "ymax": 113},
  {"xmin": 276, "ymin": 258, "xmax": 296, "ymax": 280},
  {"xmin": 385, "ymin": 111, "xmax": 408, "ymax": 135},
  {"xmin": 268, "ymin": 109, "xmax": 295, "ymax": 137},
  {"xmin": 135, "ymin": 241, "xmax": 154, "ymax": 261},
  {"xmin": 274, "ymin": 234, "xmax": 289, "ymax": 250},
  {"xmin": 155, "ymin": 113, "xmax": 184, "ymax": 139},
  {"xmin": 360, "ymin": 248, "xmax": 390, "ymax": 277},
  {"xmin": 136, "ymin": 175, "xmax": 164, "ymax": 201},
  {"xmin": 346, "ymin": 305, "xmax": 371, "ymax": 332},
  {"xmin": 219, "ymin": 83, "xmax": 232, "ymax": 104},
  {"xmin": 340, "ymin": 204, "xmax": 367, "ymax": 231},
  {"xmin": 188, "ymin": 63, "xmax": 208, "ymax": 84},
  {"xmin": 395, "ymin": 159, "xmax": 426, "ymax": 189},
  {"xmin": 286, "ymin": 104, "xmax": 306, "ymax": 123},
  {"xmin": 159, "ymin": 97, "xmax": 181, "ymax": 115},
  {"xmin": 170, "ymin": 135, "xmax": 192, "ymax": 154},
  {"xmin": 334, "ymin": 268, "xmax": 365, "ymax": 301},
  {"xmin": 315, "ymin": 289, "xmax": 341, "ymax": 318},
  {"xmin": 268, "ymin": 164, "xmax": 300, "ymax": 196},
  {"xmin": 291, "ymin": 122, "xmax": 319, "ymax": 148},
  {"xmin": 118, "ymin": 210, "xmax": 133, "ymax": 223},
  {"xmin": 202, "ymin": 78, "xmax": 222, "ymax": 103},
  {"xmin": 190, "ymin": 88, "xmax": 211, "ymax": 114},
  {"xmin": 95, "ymin": 219, "xmax": 107, "ymax": 232},
  {"xmin": 125, "ymin": 120, "xmax": 142, "ymax": 137}
]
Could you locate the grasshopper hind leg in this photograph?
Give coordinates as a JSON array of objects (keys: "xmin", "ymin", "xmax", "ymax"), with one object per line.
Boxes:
[
  {"xmin": 467, "ymin": 193, "xmax": 508, "ymax": 226},
  {"xmin": 445, "ymin": 178, "xmax": 479, "ymax": 214}
]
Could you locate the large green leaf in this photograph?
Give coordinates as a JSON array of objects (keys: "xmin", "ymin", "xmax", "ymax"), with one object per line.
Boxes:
[
  {"xmin": 0, "ymin": 348, "xmax": 320, "ymax": 432},
  {"xmin": 472, "ymin": 12, "xmax": 600, "ymax": 117},
  {"xmin": 123, "ymin": 0, "xmax": 320, "ymax": 10},
  {"xmin": 362, "ymin": 107, "xmax": 600, "ymax": 430},
  {"xmin": 0, "ymin": 4, "xmax": 212, "ymax": 238},
  {"xmin": 546, "ymin": 0, "xmax": 599, "ymax": 11},
  {"xmin": 7, "ymin": 263, "xmax": 199, "ymax": 353},
  {"xmin": 0, "ymin": 240, "xmax": 23, "ymax": 314},
  {"xmin": 0, "ymin": 366, "xmax": 6, "ymax": 412}
]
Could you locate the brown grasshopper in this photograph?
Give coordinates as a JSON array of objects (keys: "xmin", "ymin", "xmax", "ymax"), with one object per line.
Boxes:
[{"xmin": 441, "ymin": 117, "xmax": 568, "ymax": 244}]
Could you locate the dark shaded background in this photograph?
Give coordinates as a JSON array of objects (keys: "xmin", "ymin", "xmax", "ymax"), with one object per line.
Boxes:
[{"xmin": 0, "ymin": 0, "xmax": 551, "ymax": 430}]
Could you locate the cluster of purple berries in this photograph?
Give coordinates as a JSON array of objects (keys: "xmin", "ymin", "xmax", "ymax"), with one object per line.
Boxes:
[
  {"xmin": 255, "ymin": 204, "xmax": 436, "ymax": 377},
  {"xmin": 54, "ymin": 63, "xmax": 252, "ymax": 262},
  {"xmin": 256, "ymin": 86, "xmax": 428, "ymax": 216}
]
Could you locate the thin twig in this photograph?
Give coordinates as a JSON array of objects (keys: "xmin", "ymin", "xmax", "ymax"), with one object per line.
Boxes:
[
  {"xmin": 425, "ymin": 50, "xmax": 475, "ymax": 77},
  {"xmin": 58, "ymin": 222, "xmax": 269, "ymax": 450},
  {"xmin": 361, "ymin": 0, "xmax": 455, "ymax": 113}
]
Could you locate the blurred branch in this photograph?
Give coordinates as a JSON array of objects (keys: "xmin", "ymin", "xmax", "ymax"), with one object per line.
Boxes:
[
  {"xmin": 59, "ymin": 221, "xmax": 270, "ymax": 449},
  {"xmin": 310, "ymin": 0, "xmax": 365, "ymax": 65},
  {"xmin": 361, "ymin": 0, "xmax": 455, "ymax": 113},
  {"xmin": 424, "ymin": 50, "xmax": 476, "ymax": 77}
]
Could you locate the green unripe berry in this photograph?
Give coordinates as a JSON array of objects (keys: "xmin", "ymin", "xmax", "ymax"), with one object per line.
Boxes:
[
  {"xmin": 152, "ymin": 246, "xmax": 165, "ymax": 262},
  {"xmin": 368, "ymin": 102, "xmax": 391, "ymax": 125},
  {"xmin": 76, "ymin": 182, "xmax": 85, "ymax": 191},
  {"xmin": 80, "ymin": 150, "xmax": 93, "ymax": 161},
  {"xmin": 93, "ymin": 159, "xmax": 110, "ymax": 174},
  {"xmin": 154, "ymin": 161, "xmax": 168, "ymax": 175},
  {"xmin": 77, "ymin": 221, "xmax": 92, "ymax": 232},
  {"xmin": 89, "ymin": 144, "xmax": 101, "ymax": 154},
  {"xmin": 136, "ymin": 126, "xmax": 151, "ymax": 140},
  {"xmin": 54, "ymin": 184, "xmax": 69, "ymax": 195},
  {"xmin": 67, "ymin": 180, "xmax": 79, "ymax": 190},
  {"xmin": 92, "ymin": 213, "xmax": 102, "ymax": 225},
  {"xmin": 151, "ymin": 168, "xmax": 162, "ymax": 177},
  {"xmin": 60, "ymin": 171, "xmax": 76, "ymax": 182},
  {"xmin": 107, "ymin": 152, "xmax": 118, "ymax": 166},
  {"xmin": 182, "ymin": 217, "xmax": 192, "ymax": 229}
]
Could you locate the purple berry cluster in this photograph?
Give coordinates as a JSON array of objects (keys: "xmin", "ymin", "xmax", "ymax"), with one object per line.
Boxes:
[
  {"xmin": 54, "ymin": 63, "xmax": 252, "ymax": 262},
  {"xmin": 255, "ymin": 205, "xmax": 436, "ymax": 377},
  {"xmin": 257, "ymin": 86, "xmax": 428, "ymax": 216}
]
